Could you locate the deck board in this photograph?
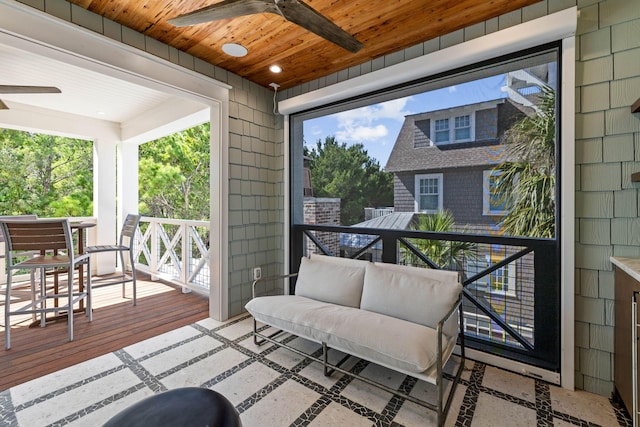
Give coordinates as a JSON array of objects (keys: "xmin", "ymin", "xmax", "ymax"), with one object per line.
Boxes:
[{"xmin": 0, "ymin": 274, "xmax": 209, "ymax": 391}]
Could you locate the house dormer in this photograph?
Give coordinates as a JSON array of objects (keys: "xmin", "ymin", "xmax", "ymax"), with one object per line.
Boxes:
[{"xmin": 385, "ymin": 98, "xmax": 531, "ymax": 230}]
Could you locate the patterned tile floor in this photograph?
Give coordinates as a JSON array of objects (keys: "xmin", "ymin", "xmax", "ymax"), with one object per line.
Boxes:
[{"xmin": 0, "ymin": 314, "xmax": 632, "ymax": 426}]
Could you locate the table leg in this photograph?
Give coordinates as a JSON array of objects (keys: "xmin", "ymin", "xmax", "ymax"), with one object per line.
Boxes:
[{"xmin": 77, "ymin": 227, "xmax": 85, "ymax": 310}]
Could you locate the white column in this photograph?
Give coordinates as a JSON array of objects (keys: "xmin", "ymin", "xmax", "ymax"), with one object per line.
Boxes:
[
  {"xmin": 93, "ymin": 138, "xmax": 117, "ymax": 275},
  {"xmin": 117, "ymin": 141, "xmax": 139, "ymax": 222}
]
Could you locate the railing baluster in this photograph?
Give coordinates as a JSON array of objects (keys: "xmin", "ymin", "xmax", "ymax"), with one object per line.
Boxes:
[
  {"xmin": 134, "ymin": 217, "xmax": 210, "ymax": 294},
  {"xmin": 150, "ymin": 219, "xmax": 158, "ymax": 281},
  {"xmin": 181, "ymin": 223, "xmax": 189, "ymax": 293}
]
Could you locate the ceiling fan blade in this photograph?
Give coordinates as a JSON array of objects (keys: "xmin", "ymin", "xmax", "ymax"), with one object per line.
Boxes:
[
  {"xmin": 168, "ymin": 0, "xmax": 278, "ymax": 27},
  {"xmin": 0, "ymin": 85, "xmax": 61, "ymax": 94},
  {"xmin": 276, "ymin": 0, "xmax": 362, "ymax": 53},
  {"xmin": 0, "ymin": 99, "xmax": 8, "ymax": 110}
]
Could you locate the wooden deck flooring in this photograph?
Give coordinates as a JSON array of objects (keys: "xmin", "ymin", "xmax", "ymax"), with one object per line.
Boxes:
[{"xmin": 0, "ymin": 274, "xmax": 209, "ymax": 391}]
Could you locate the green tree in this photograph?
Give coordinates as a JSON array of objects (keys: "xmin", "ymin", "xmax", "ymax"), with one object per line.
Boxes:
[
  {"xmin": 305, "ymin": 136, "xmax": 393, "ymax": 225},
  {"xmin": 406, "ymin": 211, "xmax": 475, "ymax": 269},
  {"xmin": 0, "ymin": 129, "xmax": 92, "ymax": 217},
  {"xmin": 138, "ymin": 123, "xmax": 210, "ymax": 220},
  {"xmin": 494, "ymin": 87, "xmax": 556, "ymax": 238}
]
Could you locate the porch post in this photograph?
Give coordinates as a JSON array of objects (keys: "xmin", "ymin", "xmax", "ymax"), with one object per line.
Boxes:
[
  {"xmin": 93, "ymin": 138, "xmax": 117, "ymax": 275},
  {"xmin": 117, "ymin": 141, "xmax": 139, "ymax": 225}
]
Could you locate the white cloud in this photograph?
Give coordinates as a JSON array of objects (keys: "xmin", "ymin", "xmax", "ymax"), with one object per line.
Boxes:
[
  {"xmin": 336, "ymin": 124, "xmax": 388, "ymax": 142},
  {"xmin": 309, "ymin": 125, "xmax": 323, "ymax": 137},
  {"xmin": 331, "ymin": 97, "xmax": 412, "ymax": 143}
]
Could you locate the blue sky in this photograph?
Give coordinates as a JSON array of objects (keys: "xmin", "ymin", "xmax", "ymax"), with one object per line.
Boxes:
[{"xmin": 303, "ymin": 74, "xmax": 508, "ymax": 166}]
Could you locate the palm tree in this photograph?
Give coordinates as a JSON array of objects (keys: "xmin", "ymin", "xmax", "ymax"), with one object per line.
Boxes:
[
  {"xmin": 405, "ymin": 211, "xmax": 475, "ymax": 270},
  {"xmin": 494, "ymin": 86, "xmax": 556, "ymax": 238}
]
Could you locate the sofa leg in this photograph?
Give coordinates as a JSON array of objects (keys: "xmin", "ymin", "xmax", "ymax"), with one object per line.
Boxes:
[
  {"xmin": 253, "ymin": 319, "xmax": 284, "ymax": 346},
  {"xmin": 322, "ymin": 343, "xmax": 352, "ymax": 377},
  {"xmin": 253, "ymin": 319, "xmax": 264, "ymax": 346},
  {"xmin": 322, "ymin": 343, "xmax": 333, "ymax": 376}
]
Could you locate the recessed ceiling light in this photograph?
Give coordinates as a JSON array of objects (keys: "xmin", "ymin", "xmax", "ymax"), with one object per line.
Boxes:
[
  {"xmin": 222, "ymin": 43, "xmax": 248, "ymax": 57},
  {"xmin": 269, "ymin": 65, "xmax": 282, "ymax": 73}
]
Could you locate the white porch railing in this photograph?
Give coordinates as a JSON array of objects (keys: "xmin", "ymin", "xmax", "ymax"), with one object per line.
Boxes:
[
  {"xmin": 135, "ymin": 217, "xmax": 210, "ymax": 295},
  {"xmin": 364, "ymin": 207, "xmax": 394, "ymax": 221}
]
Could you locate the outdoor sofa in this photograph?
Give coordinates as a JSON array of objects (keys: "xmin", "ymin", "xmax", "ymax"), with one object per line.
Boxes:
[{"xmin": 245, "ymin": 254, "xmax": 465, "ymax": 426}]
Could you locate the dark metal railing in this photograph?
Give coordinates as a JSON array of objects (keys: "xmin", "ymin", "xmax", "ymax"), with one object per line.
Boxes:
[{"xmin": 291, "ymin": 223, "xmax": 560, "ymax": 372}]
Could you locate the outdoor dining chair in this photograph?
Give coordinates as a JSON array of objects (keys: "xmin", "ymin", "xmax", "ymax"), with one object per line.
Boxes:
[
  {"xmin": 0, "ymin": 215, "xmax": 38, "ymax": 321},
  {"xmin": 1, "ymin": 218, "xmax": 91, "ymax": 350},
  {"xmin": 85, "ymin": 214, "xmax": 141, "ymax": 306}
]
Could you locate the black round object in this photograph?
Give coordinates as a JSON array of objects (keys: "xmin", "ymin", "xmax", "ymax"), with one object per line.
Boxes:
[{"xmin": 102, "ymin": 387, "xmax": 242, "ymax": 427}]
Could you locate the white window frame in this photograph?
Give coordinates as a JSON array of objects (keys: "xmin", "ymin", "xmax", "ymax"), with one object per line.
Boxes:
[
  {"xmin": 463, "ymin": 312, "xmax": 533, "ymax": 344},
  {"xmin": 486, "ymin": 254, "xmax": 517, "ymax": 297},
  {"xmin": 280, "ymin": 7, "xmax": 576, "ymax": 389},
  {"xmin": 434, "ymin": 118, "xmax": 450, "ymax": 143},
  {"xmin": 454, "ymin": 114, "xmax": 471, "ymax": 141},
  {"xmin": 430, "ymin": 111, "xmax": 475, "ymax": 145},
  {"xmin": 483, "ymin": 170, "xmax": 509, "ymax": 216},
  {"xmin": 467, "ymin": 254, "xmax": 517, "ymax": 298},
  {"xmin": 414, "ymin": 173, "xmax": 443, "ymax": 213}
]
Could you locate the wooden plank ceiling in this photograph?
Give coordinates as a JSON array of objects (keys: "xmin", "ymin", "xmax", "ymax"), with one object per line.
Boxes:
[{"xmin": 68, "ymin": 0, "xmax": 542, "ymax": 90}]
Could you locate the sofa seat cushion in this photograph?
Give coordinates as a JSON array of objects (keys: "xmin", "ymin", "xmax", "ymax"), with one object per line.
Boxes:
[{"xmin": 246, "ymin": 295, "xmax": 439, "ymax": 373}]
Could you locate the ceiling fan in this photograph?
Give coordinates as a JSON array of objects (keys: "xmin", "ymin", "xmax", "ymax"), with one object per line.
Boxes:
[
  {"xmin": 168, "ymin": 0, "xmax": 363, "ymax": 53},
  {"xmin": 0, "ymin": 85, "xmax": 62, "ymax": 110}
]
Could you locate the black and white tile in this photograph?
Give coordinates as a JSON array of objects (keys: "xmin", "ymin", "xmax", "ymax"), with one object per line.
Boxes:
[{"xmin": 0, "ymin": 315, "xmax": 632, "ymax": 426}]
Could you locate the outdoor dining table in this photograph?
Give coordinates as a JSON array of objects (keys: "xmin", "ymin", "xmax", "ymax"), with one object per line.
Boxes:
[{"xmin": 70, "ymin": 221, "xmax": 95, "ymax": 308}]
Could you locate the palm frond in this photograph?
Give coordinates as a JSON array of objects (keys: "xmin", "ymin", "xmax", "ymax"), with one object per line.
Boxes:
[
  {"xmin": 406, "ymin": 211, "xmax": 476, "ymax": 269},
  {"xmin": 494, "ymin": 86, "xmax": 556, "ymax": 238}
]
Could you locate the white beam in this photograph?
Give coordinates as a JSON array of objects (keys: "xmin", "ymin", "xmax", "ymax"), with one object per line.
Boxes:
[
  {"xmin": 0, "ymin": 102, "xmax": 119, "ymax": 140},
  {"xmin": 121, "ymin": 98, "xmax": 210, "ymax": 144}
]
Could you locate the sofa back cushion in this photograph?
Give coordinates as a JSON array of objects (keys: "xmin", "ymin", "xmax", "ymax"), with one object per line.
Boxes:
[
  {"xmin": 294, "ymin": 254, "xmax": 367, "ymax": 308},
  {"xmin": 361, "ymin": 262, "xmax": 462, "ymax": 331}
]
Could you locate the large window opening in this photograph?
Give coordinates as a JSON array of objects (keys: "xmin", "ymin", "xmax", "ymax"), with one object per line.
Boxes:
[
  {"xmin": 136, "ymin": 123, "xmax": 212, "ymax": 295},
  {"xmin": 297, "ymin": 47, "xmax": 557, "ymax": 237},
  {"xmin": 290, "ymin": 44, "xmax": 561, "ymax": 374}
]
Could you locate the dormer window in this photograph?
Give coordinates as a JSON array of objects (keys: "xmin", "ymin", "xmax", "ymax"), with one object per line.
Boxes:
[
  {"xmin": 434, "ymin": 119, "xmax": 450, "ymax": 143},
  {"xmin": 455, "ymin": 115, "xmax": 471, "ymax": 140},
  {"xmin": 430, "ymin": 112, "xmax": 474, "ymax": 145}
]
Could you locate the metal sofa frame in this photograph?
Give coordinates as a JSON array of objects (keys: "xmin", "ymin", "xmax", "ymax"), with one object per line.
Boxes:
[{"xmin": 250, "ymin": 273, "xmax": 466, "ymax": 427}]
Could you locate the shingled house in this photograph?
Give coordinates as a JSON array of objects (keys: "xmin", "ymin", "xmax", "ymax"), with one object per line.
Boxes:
[
  {"xmin": 385, "ymin": 98, "xmax": 533, "ymax": 234},
  {"xmin": 383, "ymin": 98, "xmax": 539, "ymax": 345}
]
